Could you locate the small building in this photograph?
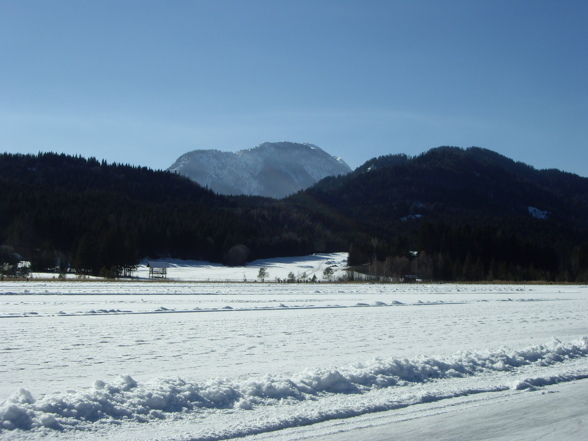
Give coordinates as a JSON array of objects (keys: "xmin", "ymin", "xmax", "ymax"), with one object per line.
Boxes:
[
  {"xmin": 402, "ymin": 274, "xmax": 420, "ymax": 283},
  {"xmin": 148, "ymin": 262, "xmax": 169, "ymax": 279}
]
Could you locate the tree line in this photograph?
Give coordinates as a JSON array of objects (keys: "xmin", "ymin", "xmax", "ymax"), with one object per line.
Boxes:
[
  {"xmin": 346, "ymin": 221, "xmax": 588, "ymax": 282},
  {"xmin": 1, "ymin": 149, "xmax": 587, "ymax": 281},
  {"xmin": 0, "ymin": 153, "xmax": 344, "ymax": 277}
]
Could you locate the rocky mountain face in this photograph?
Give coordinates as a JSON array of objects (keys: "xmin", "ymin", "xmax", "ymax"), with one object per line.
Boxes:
[{"xmin": 167, "ymin": 142, "xmax": 351, "ymax": 198}]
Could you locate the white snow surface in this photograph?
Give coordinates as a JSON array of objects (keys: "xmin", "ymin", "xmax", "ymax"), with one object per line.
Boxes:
[{"xmin": 1, "ymin": 254, "xmax": 588, "ymax": 440}]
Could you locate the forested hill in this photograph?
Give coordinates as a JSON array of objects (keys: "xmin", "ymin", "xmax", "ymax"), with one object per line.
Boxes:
[
  {"xmin": 0, "ymin": 153, "xmax": 344, "ymax": 276},
  {"xmin": 289, "ymin": 147, "xmax": 588, "ymax": 281},
  {"xmin": 1, "ymin": 148, "xmax": 587, "ymax": 281},
  {"xmin": 296, "ymin": 147, "xmax": 588, "ymax": 230}
]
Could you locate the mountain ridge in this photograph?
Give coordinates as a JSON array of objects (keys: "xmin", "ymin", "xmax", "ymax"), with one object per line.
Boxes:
[{"xmin": 296, "ymin": 146, "xmax": 588, "ymax": 234}]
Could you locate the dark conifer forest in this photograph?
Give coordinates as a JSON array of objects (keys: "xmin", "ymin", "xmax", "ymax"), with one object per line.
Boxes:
[
  {"xmin": 0, "ymin": 153, "xmax": 344, "ymax": 277},
  {"xmin": 1, "ymin": 147, "xmax": 587, "ymax": 281}
]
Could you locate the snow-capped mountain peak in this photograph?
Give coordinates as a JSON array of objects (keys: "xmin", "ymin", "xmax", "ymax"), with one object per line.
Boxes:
[{"xmin": 167, "ymin": 142, "xmax": 351, "ymax": 198}]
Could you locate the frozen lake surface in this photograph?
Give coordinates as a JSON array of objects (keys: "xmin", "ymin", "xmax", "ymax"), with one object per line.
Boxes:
[{"xmin": 1, "ymin": 274, "xmax": 587, "ymax": 439}]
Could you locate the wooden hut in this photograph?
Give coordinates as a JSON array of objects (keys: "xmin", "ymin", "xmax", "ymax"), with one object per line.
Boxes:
[{"xmin": 148, "ymin": 262, "xmax": 169, "ymax": 279}]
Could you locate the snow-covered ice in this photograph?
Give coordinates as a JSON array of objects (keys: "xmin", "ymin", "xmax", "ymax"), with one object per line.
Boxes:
[{"xmin": 1, "ymin": 253, "xmax": 587, "ymax": 440}]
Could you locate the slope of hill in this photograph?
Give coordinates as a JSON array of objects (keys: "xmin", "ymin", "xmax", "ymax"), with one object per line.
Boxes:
[
  {"xmin": 290, "ymin": 147, "xmax": 588, "ymax": 281},
  {"xmin": 0, "ymin": 153, "xmax": 345, "ymax": 276},
  {"xmin": 168, "ymin": 142, "xmax": 351, "ymax": 198}
]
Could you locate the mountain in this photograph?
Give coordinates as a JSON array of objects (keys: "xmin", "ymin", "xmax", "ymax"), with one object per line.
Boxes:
[
  {"xmin": 167, "ymin": 142, "xmax": 352, "ymax": 198},
  {"xmin": 299, "ymin": 146, "xmax": 588, "ymax": 227},
  {"xmin": 1, "ymin": 147, "xmax": 587, "ymax": 282},
  {"xmin": 290, "ymin": 146, "xmax": 588, "ymax": 281}
]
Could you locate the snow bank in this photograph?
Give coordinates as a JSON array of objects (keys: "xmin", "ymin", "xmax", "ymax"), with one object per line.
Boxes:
[{"xmin": 2, "ymin": 337, "xmax": 587, "ymax": 434}]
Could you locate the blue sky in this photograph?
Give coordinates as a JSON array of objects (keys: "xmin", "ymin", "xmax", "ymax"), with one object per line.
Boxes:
[{"xmin": 2, "ymin": 0, "xmax": 587, "ymax": 176}]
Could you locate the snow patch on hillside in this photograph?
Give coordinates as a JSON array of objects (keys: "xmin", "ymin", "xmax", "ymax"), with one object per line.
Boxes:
[{"xmin": 528, "ymin": 206, "xmax": 550, "ymax": 220}]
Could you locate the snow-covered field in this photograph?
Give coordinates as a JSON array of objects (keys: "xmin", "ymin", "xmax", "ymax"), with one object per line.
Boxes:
[
  {"xmin": 34, "ymin": 252, "xmax": 351, "ymax": 283},
  {"xmin": 1, "ymin": 253, "xmax": 587, "ymax": 440}
]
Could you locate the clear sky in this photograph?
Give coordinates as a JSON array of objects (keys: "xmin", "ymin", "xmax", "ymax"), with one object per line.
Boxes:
[{"xmin": 2, "ymin": 0, "xmax": 587, "ymax": 176}]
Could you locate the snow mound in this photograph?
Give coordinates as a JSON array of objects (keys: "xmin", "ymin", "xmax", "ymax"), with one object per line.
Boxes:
[{"xmin": 2, "ymin": 337, "xmax": 587, "ymax": 434}]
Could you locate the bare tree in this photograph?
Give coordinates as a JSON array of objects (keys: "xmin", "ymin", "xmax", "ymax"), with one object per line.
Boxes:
[{"xmin": 323, "ymin": 266, "xmax": 334, "ymax": 281}]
